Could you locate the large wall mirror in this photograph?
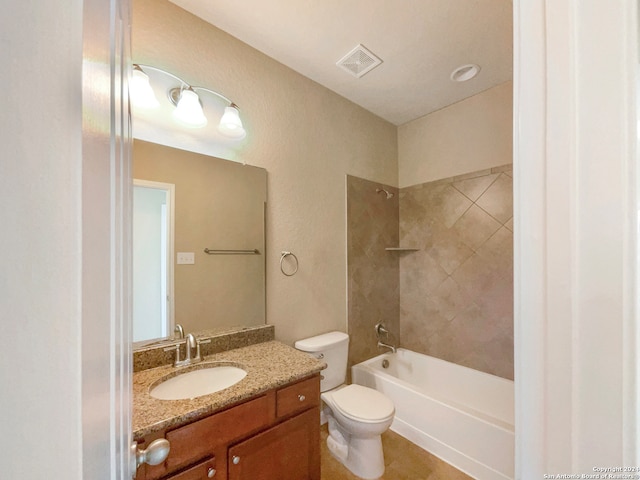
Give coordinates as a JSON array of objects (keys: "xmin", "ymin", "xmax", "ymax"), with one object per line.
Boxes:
[{"xmin": 133, "ymin": 140, "xmax": 267, "ymax": 346}]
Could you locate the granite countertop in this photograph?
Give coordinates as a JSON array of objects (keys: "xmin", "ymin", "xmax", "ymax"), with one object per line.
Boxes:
[{"xmin": 133, "ymin": 340, "xmax": 325, "ymax": 438}]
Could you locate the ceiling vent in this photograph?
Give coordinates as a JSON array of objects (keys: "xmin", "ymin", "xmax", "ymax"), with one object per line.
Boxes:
[{"xmin": 336, "ymin": 44, "xmax": 383, "ymax": 78}]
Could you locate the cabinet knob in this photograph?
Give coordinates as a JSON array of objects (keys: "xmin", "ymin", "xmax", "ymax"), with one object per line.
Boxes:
[
  {"xmin": 232, "ymin": 455, "xmax": 241, "ymax": 465},
  {"xmin": 298, "ymin": 394, "xmax": 306, "ymax": 402},
  {"xmin": 207, "ymin": 467, "xmax": 216, "ymax": 478}
]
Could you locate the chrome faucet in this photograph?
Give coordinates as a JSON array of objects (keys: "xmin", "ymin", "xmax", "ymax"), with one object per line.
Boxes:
[
  {"xmin": 164, "ymin": 332, "xmax": 211, "ymax": 367},
  {"xmin": 377, "ymin": 341, "xmax": 397, "ymax": 354},
  {"xmin": 174, "ymin": 324, "xmax": 185, "ymax": 339},
  {"xmin": 375, "ymin": 323, "xmax": 397, "ymax": 353},
  {"xmin": 184, "ymin": 333, "xmax": 196, "ymax": 363}
]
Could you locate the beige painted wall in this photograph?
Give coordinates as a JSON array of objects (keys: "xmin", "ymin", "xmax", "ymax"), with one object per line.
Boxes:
[
  {"xmin": 398, "ymin": 82, "xmax": 513, "ymax": 187},
  {"xmin": 133, "ymin": 0, "xmax": 398, "ymax": 346}
]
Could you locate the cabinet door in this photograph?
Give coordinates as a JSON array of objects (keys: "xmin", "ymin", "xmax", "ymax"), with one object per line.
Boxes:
[
  {"xmin": 164, "ymin": 457, "xmax": 217, "ymax": 480},
  {"xmin": 227, "ymin": 407, "xmax": 320, "ymax": 480}
]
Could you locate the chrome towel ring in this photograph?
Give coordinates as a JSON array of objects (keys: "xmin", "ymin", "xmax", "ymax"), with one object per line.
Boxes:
[{"xmin": 280, "ymin": 251, "xmax": 299, "ymax": 276}]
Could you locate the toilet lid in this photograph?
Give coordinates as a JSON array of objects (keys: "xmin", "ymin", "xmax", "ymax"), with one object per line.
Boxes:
[{"xmin": 331, "ymin": 384, "xmax": 395, "ymax": 422}]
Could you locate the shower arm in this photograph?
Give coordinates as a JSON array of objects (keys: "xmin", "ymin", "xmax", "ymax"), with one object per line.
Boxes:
[{"xmin": 376, "ymin": 188, "xmax": 394, "ymax": 199}]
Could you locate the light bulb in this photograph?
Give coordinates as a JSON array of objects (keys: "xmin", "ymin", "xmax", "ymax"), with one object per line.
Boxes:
[
  {"xmin": 172, "ymin": 89, "xmax": 207, "ymax": 128},
  {"xmin": 217, "ymin": 105, "xmax": 246, "ymax": 139},
  {"xmin": 130, "ymin": 68, "xmax": 159, "ymax": 109}
]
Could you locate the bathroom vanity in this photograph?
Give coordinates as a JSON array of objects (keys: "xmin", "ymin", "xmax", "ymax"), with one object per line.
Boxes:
[{"xmin": 133, "ymin": 340, "xmax": 324, "ymax": 480}]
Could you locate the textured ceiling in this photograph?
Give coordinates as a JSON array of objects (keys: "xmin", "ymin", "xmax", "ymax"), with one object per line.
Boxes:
[{"xmin": 169, "ymin": 0, "xmax": 513, "ymax": 126}]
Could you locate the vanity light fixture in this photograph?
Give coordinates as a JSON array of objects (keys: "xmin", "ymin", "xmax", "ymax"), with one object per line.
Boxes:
[{"xmin": 132, "ymin": 64, "xmax": 246, "ymax": 139}]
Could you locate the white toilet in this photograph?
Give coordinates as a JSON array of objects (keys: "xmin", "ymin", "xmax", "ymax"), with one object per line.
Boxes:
[{"xmin": 295, "ymin": 331, "xmax": 395, "ymax": 480}]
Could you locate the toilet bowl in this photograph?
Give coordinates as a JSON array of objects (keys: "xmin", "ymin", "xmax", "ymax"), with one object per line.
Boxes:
[
  {"xmin": 321, "ymin": 384, "xmax": 395, "ymax": 479},
  {"xmin": 294, "ymin": 331, "xmax": 395, "ymax": 479}
]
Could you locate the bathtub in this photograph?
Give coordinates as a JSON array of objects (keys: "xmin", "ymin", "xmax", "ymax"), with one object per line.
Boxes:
[{"xmin": 351, "ymin": 349, "xmax": 514, "ymax": 480}]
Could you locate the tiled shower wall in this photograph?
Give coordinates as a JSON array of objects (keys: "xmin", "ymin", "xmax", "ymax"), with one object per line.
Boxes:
[
  {"xmin": 399, "ymin": 165, "xmax": 513, "ymax": 379},
  {"xmin": 346, "ymin": 175, "xmax": 399, "ymax": 370},
  {"xmin": 346, "ymin": 165, "xmax": 513, "ymax": 380}
]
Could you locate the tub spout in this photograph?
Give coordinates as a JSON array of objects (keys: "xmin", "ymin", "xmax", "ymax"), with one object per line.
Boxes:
[{"xmin": 377, "ymin": 341, "xmax": 396, "ymax": 353}]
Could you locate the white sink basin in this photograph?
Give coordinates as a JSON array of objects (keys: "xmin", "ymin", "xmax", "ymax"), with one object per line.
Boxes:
[{"xmin": 150, "ymin": 365, "xmax": 247, "ymax": 400}]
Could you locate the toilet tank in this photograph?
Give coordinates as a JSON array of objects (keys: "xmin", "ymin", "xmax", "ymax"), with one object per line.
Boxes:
[{"xmin": 294, "ymin": 331, "xmax": 349, "ymax": 392}]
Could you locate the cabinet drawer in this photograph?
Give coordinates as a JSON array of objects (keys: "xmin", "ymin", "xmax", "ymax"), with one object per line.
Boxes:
[
  {"xmin": 164, "ymin": 457, "xmax": 216, "ymax": 480},
  {"xmin": 165, "ymin": 395, "xmax": 270, "ymax": 471},
  {"xmin": 276, "ymin": 376, "xmax": 320, "ymax": 418}
]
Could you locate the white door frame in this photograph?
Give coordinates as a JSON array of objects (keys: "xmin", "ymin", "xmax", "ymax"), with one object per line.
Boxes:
[
  {"xmin": 514, "ymin": 0, "xmax": 638, "ymax": 475},
  {"xmin": 85, "ymin": 0, "xmax": 640, "ymax": 477},
  {"xmin": 133, "ymin": 179, "xmax": 176, "ymax": 344},
  {"xmin": 82, "ymin": 0, "xmax": 133, "ymax": 478}
]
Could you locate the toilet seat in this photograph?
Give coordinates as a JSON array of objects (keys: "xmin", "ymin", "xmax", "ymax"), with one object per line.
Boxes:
[{"xmin": 329, "ymin": 384, "xmax": 395, "ymax": 423}]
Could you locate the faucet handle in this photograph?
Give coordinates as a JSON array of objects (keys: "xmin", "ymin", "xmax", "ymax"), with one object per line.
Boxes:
[
  {"xmin": 163, "ymin": 343, "xmax": 182, "ymax": 366},
  {"xmin": 375, "ymin": 323, "xmax": 389, "ymax": 337},
  {"xmin": 194, "ymin": 338, "xmax": 211, "ymax": 362}
]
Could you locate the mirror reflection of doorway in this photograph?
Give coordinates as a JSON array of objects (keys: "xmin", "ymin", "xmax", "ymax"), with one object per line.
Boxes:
[{"xmin": 133, "ymin": 179, "xmax": 175, "ymax": 344}]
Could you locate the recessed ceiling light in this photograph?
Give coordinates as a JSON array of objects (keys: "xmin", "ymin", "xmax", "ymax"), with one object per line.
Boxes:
[{"xmin": 450, "ymin": 64, "xmax": 481, "ymax": 82}]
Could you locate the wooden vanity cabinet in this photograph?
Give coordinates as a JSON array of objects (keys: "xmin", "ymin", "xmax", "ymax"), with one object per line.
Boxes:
[{"xmin": 136, "ymin": 374, "xmax": 320, "ymax": 480}]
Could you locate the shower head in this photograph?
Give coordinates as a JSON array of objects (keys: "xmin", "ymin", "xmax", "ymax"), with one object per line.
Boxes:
[{"xmin": 376, "ymin": 188, "xmax": 394, "ymax": 199}]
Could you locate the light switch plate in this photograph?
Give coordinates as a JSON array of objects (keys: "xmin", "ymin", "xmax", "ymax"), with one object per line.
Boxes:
[{"xmin": 177, "ymin": 252, "xmax": 195, "ymax": 265}]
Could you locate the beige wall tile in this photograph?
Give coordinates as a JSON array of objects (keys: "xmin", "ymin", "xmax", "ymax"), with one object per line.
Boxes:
[
  {"xmin": 475, "ymin": 173, "xmax": 513, "ymax": 224},
  {"xmin": 452, "ymin": 173, "xmax": 499, "ymax": 201},
  {"xmin": 348, "ymin": 167, "xmax": 513, "ymax": 380},
  {"xmin": 399, "ymin": 167, "xmax": 513, "ymax": 380},
  {"xmin": 347, "ymin": 175, "xmax": 399, "ymax": 369},
  {"xmin": 452, "ymin": 204, "xmax": 502, "ymax": 251},
  {"xmin": 426, "ymin": 228, "xmax": 475, "ymax": 274},
  {"xmin": 504, "ymin": 216, "xmax": 514, "ymax": 232}
]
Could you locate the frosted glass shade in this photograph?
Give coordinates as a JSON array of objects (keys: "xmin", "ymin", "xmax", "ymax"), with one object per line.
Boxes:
[
  {"xmin": 130, "ymin": 69, "xmax": 159, "ymax": 109},
  {"xmin": 217, "ymin": 106, "xmax": 246, "ymax": 139},
  {"xmin": 172, "ymin": 89, "xmax": 207, "ymax": 128}
]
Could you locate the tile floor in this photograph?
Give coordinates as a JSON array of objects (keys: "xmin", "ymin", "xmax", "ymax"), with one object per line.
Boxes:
[{"xmin": 320, "ymin": 425, "xmax": 473, "ymax": 480}]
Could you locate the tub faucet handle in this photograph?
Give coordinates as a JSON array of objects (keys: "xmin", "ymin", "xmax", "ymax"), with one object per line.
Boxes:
[{"xmin": 375, "ymin": 323, "xmax": 390, "ymax": 338}]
